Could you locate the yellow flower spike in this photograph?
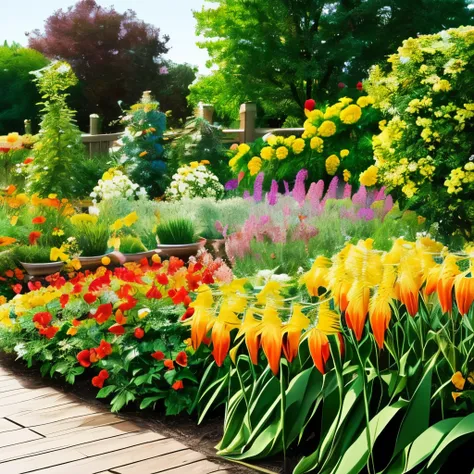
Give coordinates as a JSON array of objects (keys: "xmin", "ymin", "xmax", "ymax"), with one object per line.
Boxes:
[
  {"xmin": 101, "ymin": 256, "xmax": 111, "ymax": 266},
  {"xmin": 110, "ymin": 219, "xmax": 124, "ymax": 231},
  {"xmin": 235, "ymin": 309, "xmax": 262, "ymax": 365},
  {"xmin": 0, "ymin": 308, "xmax": 12, "ymax": 327},
  {"xmin": 282, "ymin": 304, "xmax": 309, "ymax": 362},
  {"xmin": 307, "ymin": 327, "xmax": 330, "ymax": 374},
  {"xmin": 302, "ymin": 256, "xmax": 331, "ymax": 297},
  {"xmin": 316, "ymin": 301, "xmax": 341, "ymax": 334},
  {"xmin": 123, "ymin": 211, "xmax": 138, "ymax": 227}
]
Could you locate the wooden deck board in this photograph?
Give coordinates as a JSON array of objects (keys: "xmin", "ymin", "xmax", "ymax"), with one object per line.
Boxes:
[{"xmin": 0, "ymin": 364, "xmax": 243, "ymax": 474}]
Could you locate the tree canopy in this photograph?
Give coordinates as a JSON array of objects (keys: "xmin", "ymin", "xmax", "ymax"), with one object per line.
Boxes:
[
  {"xmin": 190, "ymin": 0, "xmax": 474, "ymax": 121},
  {"xmin": 28, "ymin": 0, "xmax": 170, "ymax": 131},
  {"xmin": 0, "ymin": 43, "xmax": 49, "ymax": 134}
]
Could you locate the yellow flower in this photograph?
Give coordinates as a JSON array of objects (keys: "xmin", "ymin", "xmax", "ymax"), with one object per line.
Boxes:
[
  {"xmin": 357, "ymin": 96, "xmax": 375, "ymax": 108},
  {"xmin": 324, "ymin": 104, "xmax": 344, "ymax": 119},
  {"xmin": 123, "ymin": 211, "xmax": 138, "ymax": 227},
  {"xmin": 284, "ymin": 136, "xmax": 296, "ymax": 147},
  {"xmin": 101, "ymin": 256, "xmax": 111, "ymax": 266},
  {"xmin": 343, "ymin": 169, "xmax": 351, "ymax": 182},
  {"xmin": 152, "ymin": 254, "xmax": 161, "ymax": 263},
  {"xmin": 108, "ymin": 236, "xmax": 121, "ymax": 250},
  {"xmin": 70, "ymin": 214, "xmax": 98, "ymax": 226},
  {"xmin": 52, "ymin": 228, "xmax": 64, "ymax": 236},
  {"xmin": 325, "ymin": 155, "xmax": 340, "ymax": 175},
  {"xmin": 10, "ymin": 215, "xmax": 18, "ymax": 226},
  {"xmin": 276, "ymin": 146, "xmax": 289, "ymax": 160},
  {"xmin": 248, "ymin": 156, "xmax": 262, "ymax": 176},
  {"xmin": 110, "ymin": 219, "xmax": 124, "ymax": 231},
  {"xmin": 318, "ymin": 121, "xmax": 337, "ymax": 137},
  {"xmin": 433, "ymin": 79, "xmax": 451, "ymax": 92},
  {"xmin": 339, "ymin": 97, "xmax": 353, "ymax": 106},
  {"xmin": 228, "ymin": 156, "xmax": 240, "ymax": 170},
  {"xmin": 291, "ymin": 138, "xmax": 305, "ymax": 155},
  {"xmin": 200, "ymin": 160, "xmax": 210, "ymax": 165},
  {"xmin": 238, "ymin": 143, "xmax": 250, "ymax": 154},
  {"xmin": 138, "ymin": 308, "xmax": 151, "ymax": 319},
  {"xmin": 139, "ymin": 151, "xmax": 148, "ymax": 157},
  {"xmin": 50, "ymin": 246, "xmax": 69, "ymax": 262},
  {"xmin": 6, "ymin": 132, "xmax": 20, "ymax": 143},
  {"xmin": 359, "ymin": 165, "xmax": 379, "ymax": 187},
  {"xmin": 67, "ymin": 327, "xmax": 78, "ymax": 336},
  {"xmin": 190, "ymin": 161, "xmax": 199, "ymax": 168},
  {"xmin": 340, "ymin": 104, "xmax": 362, "ymax": 124},
  {"xmin": 340, "ymin": 149, "xmax": 350, "ymax": 158},
  {"xmin": 310, "ymin": 137, "xmax": 324, "ymax": 152},
  {"xmin": 303, "ymin": 121, "xmax": 318, "ymax": 136},
  {"xmin": 260, "ymin": 146, "xmax": 274, "ymax": 160},
  {"xmin": 402, "ymin": 180, "xmax": 418, "ymax": 198}
]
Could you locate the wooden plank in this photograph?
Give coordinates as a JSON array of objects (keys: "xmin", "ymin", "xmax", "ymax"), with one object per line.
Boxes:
[
  {"xmin": 0, "ymin": 418, "xmax": 20, "ymax": 433},
  {"xmin": 9, "ymin": 402, "xmax": 100, "ymax": 427},
  {"xmin": 114, "ymin": 448, "xmax": 205, "ymax": 474},
  {"xmin": 0, "ymin": 394, "xmax": 72, "ymax": 417},
  {"xmin": 160, "ymin": 459, "xmax": 228, "ymax": 474},
  {"xmin": 32, "ymin": 433, "xmax": 169, "ymax": 474},
  {"xmin": 0, "ymin": 428, "xmax": 43, "ymax": 448},
  {"xmin": 0, "ymin": 421, "xmax": 140, "ymax": 463},
  {"xmin": 0, "ymin": 388, "xmax": 58, "ymax": 407},
  {"xmin": 36, "ymin": 412, "xmax": 121, "ymax": 437}
]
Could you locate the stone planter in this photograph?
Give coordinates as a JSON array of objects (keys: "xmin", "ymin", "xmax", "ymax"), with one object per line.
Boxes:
[
  {"xmin": 123, "ymin": 249, "xmax": 160, "ymax": 263},
  {"xmin": 20, "ymin": 261, "xmax": 64, "ymax": 277},
  {"xmin": 156, "ymin": 239, "xmax": 206, "ymax": 261}
]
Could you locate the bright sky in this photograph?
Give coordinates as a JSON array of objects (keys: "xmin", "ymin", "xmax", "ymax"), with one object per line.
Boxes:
[{"xmin": 1, "ymin": 0, "xmax": 210, "ymax": 72}]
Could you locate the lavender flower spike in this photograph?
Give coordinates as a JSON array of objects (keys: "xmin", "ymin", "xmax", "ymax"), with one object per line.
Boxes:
[
  {"xmin": 253, "ymin": 172, "xmax": 265, "ymax": 202},
  {"xmin": 292, "ymin": 169, "xmax": 308, "ymax": 206},
  {"xmin": 267, "ymin": 179, "xmax": 279, "ymax": 206}
]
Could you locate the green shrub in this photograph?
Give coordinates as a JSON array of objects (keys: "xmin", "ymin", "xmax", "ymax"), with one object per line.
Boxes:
[
  {"xmin": 156, "ymin": 218, "xmax": 196, "ymax": 245},
  {"xmin": 14, "ymin": 245, "xmax": 52, "ymax": 263},
  {"xmin": 120, "ymin": 236, "xmax": 146, "ymax": 254},
  {"xmin": 73, "ymin": 222, "xmax": 109, "ymax": 257}
]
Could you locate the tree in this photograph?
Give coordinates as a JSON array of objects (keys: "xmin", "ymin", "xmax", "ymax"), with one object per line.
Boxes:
[
  {"xmin": 0, "ymin": 43, "xmax": 49, "ymax": 135},
  {"xmin": 191, "ymin": 0, "xmax": 474, "ymax": 121},
  {"xmin": 28, "ymin": 0, "xmax": 170, "ymax": 131}
]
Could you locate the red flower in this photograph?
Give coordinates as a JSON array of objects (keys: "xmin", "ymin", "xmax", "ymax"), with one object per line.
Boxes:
[
  {"xmin": 14, "ymin": 268, "xmax": 24, "ymax": 280},
  {"xmin": 28, "ymin": 281, "xmax": 42, "ymax": 291},
  {"xmin": 23, "ymin": 157, "xmax": 34, "ymax": 165},
  {"xmin": 202, "ymin": 270, "xmax": 214, "ymax": 284},
  {"xmin": 168, "ymin": 257, "xmax": 184, "ymax": 275},
  {"xmin": 92, "ymin": 376, "xmax": 104, "ymax": 389},
  {"xmin": 356, "ymin": 81, "xmax": 363, "ymax": 91},
  {"xmin": 72, "ymin": 318, "xmax": 81, "ymax": 327},
  {"xmin": 156, "ymin": 273, "xmax": 169, "ymax": 285},
  {"xmin": 83, "ymin": 293, "xmax": 97, "ymax": 304},
  {"xmin": 175, "ymin": 351, "xmax": 188, "ymax": 367},
  {"xmin": 33, "ymin": 311, "xmax": 52, "ymax": 327},
  {"xmin": 60, "ymin": 294, "xmax": 69, "ymax": 308},
  {"xmin": 5, "ymin": 270, "xmax": 13, "ymax": 278},
  {"xmin": 108, "ymin": 324, "xmax": 125, "ymax": 335},
  {"xmin": 181, "ymin": 307, "xmax": 195, "ymax": 321},
  {"xmin": 119, "ymin": 296, "xmax": 138, "ymax": 311},
  {"xmin": 32, "ymin": 216, "xmax": 46, "ymax": 224},
  {"xmin": 12, "ymin": 283, "xmax": 22, "ymax": 294},
  {"xmin": 164, "ymin": 359, "xmax": 174, "ymax": 370},
  {"xmin": 134, "ymin": 327, "xmax": 145, "ymax": 339},
  {"xmin": 115, "ymin": 309, "xmax": 127, "ymax": 325},
  {"xmin": 338, "ymin": 82, "xmax": 346, "ymax": 89},
  {"xmin": 96, "ymin": 339, "xmax": 112, "ymax": 359},
  {"xmin": 72, "ymin": 283, "xmax": 83, "ymax": 294},
  {"xmin": 28, "ymin": 231, "xmax": 42, "ymax": 245},
  {"xmin": 88, "ymin": 273, "xmax": 111, "ymax": 293},
  {"xmin": 172, "ymin": 380, "xmax": 184, "ymax": 390},
  {"xmin": 168, "ymin": 287, "xmax": 190, "ymax": 306},
  {"xmin": 98, "ymin": 369, "xmax": 109, "ymax": 380},
  {"xmin": 304, "ymin": 99, "xmax": 316, "ymax": 111},
  {"xmin": 89, "ymin": 348, "xmax": 99, "ymax": 363},
  {"xmin": 94, "ymin": 303, "xmax": 113, "ymax": 324},
  {"xmin": 39, "ymin": 326, "xmax": 59, "ymax": 339},
  {"xmin": 186, "ymin": 272, "xmax": 202, "ymax": 291},
  {"xmin": 152, "ymin": 351, "xmax": 165, "ymax": 361},
  {"xmin": 77, "ymin": 349, "xmax": 91, "ymax": 367},
  {"xmin": 146, "ymin": 285, "xmax": 162, "ymax": 299}
]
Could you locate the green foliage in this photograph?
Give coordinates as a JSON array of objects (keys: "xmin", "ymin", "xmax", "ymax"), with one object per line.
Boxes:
[
  {"xmin": 14, "ymin": 245, "xmax": 52, "ymax": 264},
  {"xmin": 118, "ymin": 92, "xmax": 168, "ymax": 198},
  {"xmin": 156, "ymin": 218, "xmax": 197, "ymax": 245},
  {"xmin": 191, "ymin": 0, "xmax": 474, "ymax": 121},
  {"xmin": 0, "ymin": 43, "xmax": 49, "ymax": 134},
  {"xmin": 366, "ymin": 26, "xmax": 474, "ymax": 239},
  {"xmin": 73, "ymin": 154, "xmax": 112, "ymax": 200},
  {"xmin": 27, "ymin": 62, "xmax": 85, "ymax": 198},
  {"xmin": 73, "ymin": 221, "xmax": 109, "ymax": 257},
  {"xmin": 120, "ymin": 236, "xmax": 146, "ymax": 254}
]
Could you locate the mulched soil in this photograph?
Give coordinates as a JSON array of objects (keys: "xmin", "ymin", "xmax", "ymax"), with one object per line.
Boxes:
[{"xmin": 0, "ymin": 352, "xmax": 283, "ymax": 473}]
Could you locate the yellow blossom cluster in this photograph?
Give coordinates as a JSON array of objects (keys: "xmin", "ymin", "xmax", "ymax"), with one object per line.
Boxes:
[{"xmin": 444, "ymin": 163, "xmax": 474, "ymax": 194}]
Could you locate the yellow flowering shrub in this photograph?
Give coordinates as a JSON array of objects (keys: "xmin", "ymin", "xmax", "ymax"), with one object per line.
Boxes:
[{"xmin": 364, "ymin": 25, "xmax": 474, "ymax": 237}]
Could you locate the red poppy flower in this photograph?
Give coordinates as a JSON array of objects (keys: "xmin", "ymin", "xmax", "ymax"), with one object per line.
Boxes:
[
  {"xmin": 108, "ymin": 324, "xmax": 125, "ymax": 335},
  {"xmin": 175, "ymin": 351, "xmax": 188, "ymax": 367},
  {"xmin": 134, "ymin": 327, "xmax": 145, "ymax": 339},
  {"xmin": 172, "ymin": 380, "xmax": 184, "ymax": 390},
  {"xmin": 92, "ymin": 376, "xmax": 104, "ymax": 389},
  {"xmin": 202, "ymin": 270, "xmax": 214, "ymax": 284},
  {"xmin": 5, "ymin": 270, "xmax": 13, "ymax": 278},
  {"xmin": 356, "ymin": 81, "xmax": 363, "ymax": 91},
  {"xmin": 96, "ymin": 339, "xmax": 112, "ymax": 359},
  {"xmin": 152, "ymin": 351, "xmax": 165, "ymax": 361},
  {"xmin": 88, "ymin": 273, "xmax": 112, "ymax": 293},
  {"xmin": 77, "ymin": 349, "xmax": 91, "ymax": 367},
  {"xmin": 60, "ymin": 294, "xmax": 69, "ymax": 308},
  {"xmin": 32, "ymin": 216, "xmax": 46, "ymax": 224},
  {"xmin": 12, "ymin": 283, "xmax": 22, "ymax": 294},
  {"xmin": 156, "ymin": 273, "xmax": 169, "ymax": 285},
  {"xmin": 119, "ymin": 296, "xmax": 138, "ymax": 312},
  {"xmin": 72, "ymin": 318, "xmax": 81, "ymax": 327},
  {"xmin": 164, "ymin": 359, "xmax": 174, "ymax": 370},
  {"xmin": 14, "ymin": 268, "xmax": 24, "ymax": 279},
  {"xmin": 89, "ymin": 348, "xmax": 99, "ymax": 363},
  {"xmin": 72, "ymin": 283, "xmax": 83, "ymax": 294},
  {"xmin": 115, "ymin": 309, "xmax": 127, "ymax": 325},
  {"xmin": 33, "ymin": 311, "xmax": 53, "ymax": 327},
  {"xmin": 83, "ymin": 293, "xmax": 97, "ymax": 304},
  {"xmin": 94, "ymin": 303, "xmax": 113, "ymax": 324},
  {"xmin": 23, "ymin": 157, "xmax": 34, "ymax": 165},
  {"xmin": 168, "ymin": 287, "xmax": 190, "ymax": 306},
  {"xmin": 168, "ymin": 257, "xmax": 184, "ymax": 275},
  {"xmin": 28, "ymin": 231, "xmax": 42, "ymax": 245},
  {"xmin": 39, "ymin": 326, "xmax": 59, "ymax": 339},
  {"xmin": 98, "ymin": 369, "xmax": 109, "ymax": 380},
  {"xmin": 181, "ymin": 306, "xmax": 195, "ymax": 321},
  {"xmin": 186, "ymin": 272, "xmax": 202, "ymax": 291},
  {"xmin": 28, "ymin": 281, "xmax": 42, "ymax": 291},
  {"xmin": 304, "ymin": 99, "xmax": 316, "ymax": 111},
  {"xmin": 146, "ymin": 285, "xmax": 162, "ymax": 299}
]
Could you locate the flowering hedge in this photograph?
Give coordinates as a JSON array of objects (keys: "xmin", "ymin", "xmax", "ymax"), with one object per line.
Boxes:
[
  {"xmin": 228, "ymin": 96, "xmax": 379, "ymax": 190},
  {"xmin": 364, "ymin": 26, "xmax": 474, "ymax": 238}
]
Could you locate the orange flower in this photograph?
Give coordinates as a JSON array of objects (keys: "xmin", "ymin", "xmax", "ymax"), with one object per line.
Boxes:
[
  {"xmin": 282, "ymin": 305, "xmax": 309, "ymax": 363},
  {"xmin": 175, "ymin": 351, "xmax": 188, "ymax": 367},
  {"xmin": 345, "ymin": 282, "xmax": 370, "ymax": 341},
  {"xmin": 32, "ymin": 216, "xmax": 46, "ymax": 224},
  {"xmin": 308, "ymin": 327, "xmax": 330, "ymax": 374},
  {"xmin": 260, "ymin": 306, "xmax": 282, "ymax": 376},
  {"xmin": 0, "ymin": 236, "xmax": 16, "ymax": 246},
  {"xmin": 164, "ymin": 359, "xmax": 174, "ymax": 370},
  {"xmin": 5, "ymin": 184, "xmax": 16, "ymax": 195},
  {"xmin": 454, "ymin": 274, "xmax": 474, "ymax": 316},
  {"xmin": 172, "ymin": 380, "xmax": 184, "ymax": 390},
  {"xmin": 77, "ymin": 349, "xmax": 91, "ymax": 367},
  {"xmin": 437, "ymin": 255, "xmax": 460, "ymax": 314},
  {"xmin": 29, "ymin": 231, "xmax": 42, "ymax": 245},
  {"xmin": 115, "ymin": 309, "xmax": 127, "ymax": 325},
  {"xmin": 94, "ymin": 303, "xmax": 113, "ymax": 324}
]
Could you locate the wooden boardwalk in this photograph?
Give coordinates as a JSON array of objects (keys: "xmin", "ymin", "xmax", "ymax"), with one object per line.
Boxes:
[{"xmin": 0, "ymin": 364, "xmax": 234, "ymax": 474}]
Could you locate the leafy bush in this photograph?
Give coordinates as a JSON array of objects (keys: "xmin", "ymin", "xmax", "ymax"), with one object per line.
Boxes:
[
  {"xmin": 156, "ymin": 218, "xmax": 197, "ymax": 245},
  {"xmin": 73, "ymin": 221, "xmax": 109, "ymax": 257},
  {"xmin": 365, "ymin": 26, "xmax": 474, "ymax": 239},
  {"xmin": 120, "ymin": 236, "xmax": 146, "ymax": 254},
  {"xmin": 14, "ymin": 245, "xmax": 52, "ymax": 263}
]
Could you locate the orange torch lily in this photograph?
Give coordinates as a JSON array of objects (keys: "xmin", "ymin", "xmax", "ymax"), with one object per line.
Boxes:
[
  {"xmin": 260, "ymin": 305, "xmax": 283, "ymax": 375},
  {"xmin": 282, "ymin": 304, "xmax": 309, "ymax": 362},
  {"xmin": 307, "ymin": 327, "xmax": 330, "ymax": 374},
  {"xmin": 437, "ymin": 255, "xmax": 460, "ymax": 314},
  {"xmin": 454, "ymin": 272, "xmax": 474, "ymax": 316},
  {"xmin": 211, "ymin": 305, "xmax": 241, "ymax": 367},
  {"xmin": 187, "ymin": 285, "xmax": 214, "ymax": 350}
]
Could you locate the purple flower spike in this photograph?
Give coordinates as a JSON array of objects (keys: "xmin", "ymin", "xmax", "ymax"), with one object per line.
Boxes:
[
  {"xmin": 253, "ymin": 172, "xmax": 265, "ymax": 202},
  {"xmin": 383, "ymin": 194, "xmax": 394, "ymax": 217},
  {"xmin": 292, "ymin": 169, "xmax": 308, "ymax": 206},
  {"xmin": 322, "ymin": 176, "xmax": 339, "ymax": 206},
  {"xmin": 243, "ymin": 190, "xmax": 251, "ymax": 199},
  {"xmin": 284, "ymin": 181, "xmax": 290, "ymax": 195},
  {"xmin": 357, "ymin": 208, "xmax": 375, "ymax": 221},
  {"xmin": 267, "ymin": 180, "xmax": 279, "ymax": 206},
  {"xmin": 342, "ymin": 183, "xmax": 352, "ymax": 199},
  {"xmin": 224, "ymin": 179, "xmax": 238, "ymax": 191},
  {"xmin": 352, "ymin": 185, "xmax": 367, "ymax": 207}
]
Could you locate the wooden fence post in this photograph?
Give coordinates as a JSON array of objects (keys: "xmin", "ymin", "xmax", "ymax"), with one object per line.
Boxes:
[
  {"xmin": 239, "ymin": 102, "xmax": 256, "ymax": 143},
  {"xmin": 197, "ymin": 103, "xmax": 215, "ymax": 124},
  {"xmin": 24, "ymin": 119, "xmax": 32, "ymax": 135}
]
